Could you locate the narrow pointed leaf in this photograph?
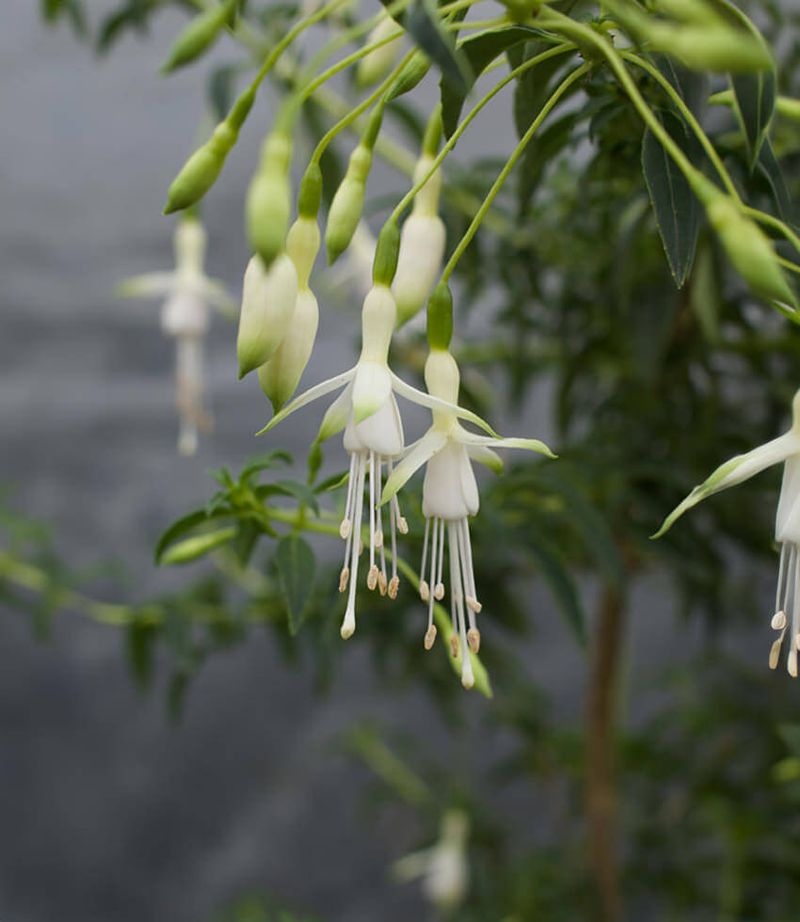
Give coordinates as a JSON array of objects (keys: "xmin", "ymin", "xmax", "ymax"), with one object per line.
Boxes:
[{"xmin": 274, "ymin": 535, "xmax": 316, "ymax": 635}]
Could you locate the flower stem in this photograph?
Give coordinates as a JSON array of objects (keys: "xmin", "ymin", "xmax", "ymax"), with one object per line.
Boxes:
[
  {"xmin": 386, "ymin": 41, "xmax": 576, "ymax": 228},
  {"xmin": 586, "ymin": 582, "xmax": 626, "ymax": 922},
  {"xmin": 439, "ymin": 61, "xmax": 591, "ymax": 284}
]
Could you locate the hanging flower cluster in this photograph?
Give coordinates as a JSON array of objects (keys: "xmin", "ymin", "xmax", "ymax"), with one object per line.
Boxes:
[{"xmin": 147, "ymin": 0, "xmax": 799, "ymax": 689}]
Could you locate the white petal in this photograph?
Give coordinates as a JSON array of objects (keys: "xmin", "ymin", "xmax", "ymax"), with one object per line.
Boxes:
[
  {"xmin": 390, "ymin": 372, "xmax": 499, "ymax": 438},
  {"xmin": 258, "ymin": 288, "xmax": 319, "ymax": 411},
  {"xmin": 423, "ymin": 442, "xmax": 477, "ymax": 521},
  {"xmin": 116, "ymin": 272, "xmax": 176, "ymax": 299},
  {"xmin": 393, "ymin": 214, "xmax": 446, "ymax": 326},
  {"xmin": 256, "ymin": 368, "xmax": 355, "ymax": 435},
  {"xmin": 346, "ymin": 391, "xmax": 404, "ymax": 457},
  {"xmin": 654, "ymin": 432, "xmax": 800, "ymax": 538},
  {"xmin": 381, "ymin": 430, "xmax": 448, "ymax": 503},
  {"xmin": 777, "ymin": 455, "xmax": 800, "ymax": 542},
  {"xmin": 237, "ymin": 254, "xmax": 299, "ymax": 378},
  {"xmin": 160, "ymin": 289, "xmax": 209, "ymax": 338},
  {"xmin": 352, "ymin": 361, "xmax": 393, "ymax": 424}
]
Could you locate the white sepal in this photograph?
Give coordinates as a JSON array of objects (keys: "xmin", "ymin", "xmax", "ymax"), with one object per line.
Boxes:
[
  {"xmin": 393, "ymin": 213, "xmax": 447, "ymax": 327},
  {"xmin": 258, "ymin": 288, "xmax": 319, "ymax": 411}
]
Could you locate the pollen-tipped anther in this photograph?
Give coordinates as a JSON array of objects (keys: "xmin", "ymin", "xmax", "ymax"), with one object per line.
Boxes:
[
  {"xmin": 339, "ymin": 567, "xmax": 350, "ymax": 593},
  {"xmin": 466, "ymin": 597, "xmax": 482, "ymax": 614},
  {"xmin": 388, "ymin": 576, "xmax": 399, "ymax": 599},
  {"xmin": 339, "ymin": 519, "xmax": 351, "ymax": 540},
  {"xmin": 420, "ymin": 580, "xmax": 430, "ymax": 602},
  {"xmin": 449, "ymin": 635, "xmax": 459, "ymax": 658},
  {"xmin": 434, "ymin": 583, "xmax": 445, "ymax": 601},
  {"xmin": 424, "ymin": 625, "xmax": 437, "ymax": 650},
  {"xmin": 367, "ymin": 564, "xmax": 379, "ymax": 591},
  {"xmin": 467, "ymin": 628, "xmax": 481, "ymax": 653}
]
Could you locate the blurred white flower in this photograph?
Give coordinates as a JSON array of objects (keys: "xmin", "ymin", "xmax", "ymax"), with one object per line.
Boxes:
[
  {"xmin": 655, "ymin": 387, "xmax": 800, "ymax": 676},
  {"xmin": 117, "ymin": 217, "xmax": 235, "ymax": 456},
  {"xmin": 394, "ymin": 810, "xmax": 470, "ymax": 912}
]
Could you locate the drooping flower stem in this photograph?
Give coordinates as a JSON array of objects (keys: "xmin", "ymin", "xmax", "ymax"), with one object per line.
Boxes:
[
  {"xmin": 439, "ymin": 62, "xmax": 592, "ymax": 285},
  {"xmin": 307, "ymin": 50, "xmax": 420, "ymax": 172},
  {"xmin": 384, "ymin": 42, "xmax": 576, "ymax": 231}
]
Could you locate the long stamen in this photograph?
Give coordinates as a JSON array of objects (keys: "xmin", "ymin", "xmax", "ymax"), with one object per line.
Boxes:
[
  {"xmin": 458, "ymin": 519, "xmax": 480, "ymax": 653},
  {"xmin": 435, "ymin": 517, "xmax": 445, "ymax": 600},
  {"xmin": 367, "ymin": 451, "xmax": 379, "ymax": 591},
  {"xmin": 420, "ymin": 518, "xmax": 431, "ymax": 601},
  {"xmin": 386, "ymin": 459, "xmax": 408, "ymax": 534},
  {"xmin": 341, "ymin": 452, "xmax": 367, "ymax": 639},
  {"xmin": 340, "ymin": 453, "xmax": 358, "ymax": 539},
  {"xmin": 791, "ymin": 546, "xmax": 800, "ymax": 677},
  {"xmin": 339, "ymin": 452, "xmax": 362, "ymax": 592},
  {"xmin": 377, "ymin": 461, "xmax": 388, "ymax": 596},
  {"xmin": 448, "ymin": 521, "xmax": 474, "ymax": 689},
  {"xmin": 388, "ymin": 489, "xmax": 399, "ymax": 599},
  {"xmin": 425, "ymin": 517, "xmax": 439, "ymax": 650}
]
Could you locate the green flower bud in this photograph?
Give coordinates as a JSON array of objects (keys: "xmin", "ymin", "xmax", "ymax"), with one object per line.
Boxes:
[
  {"xmin": 427, "ymin": 283, "xmax": 453, "ymax": 351},
  {"xmin": 325, "ymin": 144, "xmax": 372, "ymax": 264},
  {"xmin": 356, "ymin": 18, "xmax": 402, "ymax": 89},
  {"xmin": 258, "ymin": 288, "xmax": 319, "ymax": 411},
  {"xmin": 692, "ymin": 177, "xmax": 795, "ymax": 308},
  {"xmin": 161, "ymin": 0, "xmax": 237, "ymax": 74},
  {"xmin": 372, "ymin": 221, "xmax": 400, "ymax": 287},
  {"xmin": 247, "ymin": 133, "xmax": 293, "ymax": 269},
  {"xmin": 286, "ymin": 216, "xmax": 321, "ymax": 289},
  {"xmin": 298, "ymin": 163, "xmax": 323, "ymax": 219},
  {"xmin": 385, "ymin": 52, "xmax": 431, "ymax": 102},
  {"xmin": 237, "ymin": 252, "xmax": 299, "ymax": 378},
  {"xmin": 648, "ymin": 22, "xmax": 772, "ymax": 73},
  {"xmin": 164, "ymin": 121, "xmax": 236, "ymax": 215}
]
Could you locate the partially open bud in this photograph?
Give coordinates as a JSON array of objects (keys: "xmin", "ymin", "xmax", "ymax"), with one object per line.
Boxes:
[
  {"xmin": 326, "ymin": 144, "xmax": 372, "ymax": 264},
  {"xmin": 393, "ymin": 156, "xmax": 446, "ymax": 326},
  {"xmin": 356, "ymin": 18, "xmax": 402, "ymax": 88},
  {"xmin": 246, "ymin": 133, "xmax": 293, "ymax": 269},
  {"xmin": 236, "ymin": 252, "xmax": 298, "ymax": 378},
  {"xmin": 258, "ymin": 287, "xmax": 319, "ymax": 411},
  {"xmin": 691, "ymin": 176, "xmax": 796, "ymax": 308}
]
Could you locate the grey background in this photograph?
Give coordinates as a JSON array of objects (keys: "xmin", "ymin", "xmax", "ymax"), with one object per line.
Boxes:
[{"xmin": 0, "ymin": 3, "xmax": 718, "ymax": 920}]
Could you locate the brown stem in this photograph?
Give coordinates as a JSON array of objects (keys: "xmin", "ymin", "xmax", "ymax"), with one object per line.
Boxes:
[{"xmin": 585, "ymin": 582, "xmax": 625, "ymax": 922}]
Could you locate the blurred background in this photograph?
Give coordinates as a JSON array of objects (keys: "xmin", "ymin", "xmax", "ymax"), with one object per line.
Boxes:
[{"xmin": 4, "ymin": 1, "xmax": 800, "ymax": 921}]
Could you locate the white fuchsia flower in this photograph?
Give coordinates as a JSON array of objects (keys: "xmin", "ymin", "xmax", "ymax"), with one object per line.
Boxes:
[
  {"xmin": 654, "ymin": 388, "xmax": 800, "ymax": 675},
  {"xmin": 393, "ymin": 809, "xmax": 470, "ymax": 912},
  {"xmin": 117, "ymin": 217, "xmax": 235, "ymax": 456},
  {"xmin": 258, "ymin": 283, "xmax": 498, "ymax": 641},
  {"xmin": 381, "ymin": 347, "xmax": 554, "ymax": 688}
]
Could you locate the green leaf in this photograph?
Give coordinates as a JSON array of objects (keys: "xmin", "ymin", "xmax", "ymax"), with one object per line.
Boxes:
[
  {"xmin": 527, "ymin": 535, "xmax": 586, "ymax": 646},
  {"xmin": 755, "ymin": 139, "xmax": 793, "ymax": 224},
  {"xmin": 642, "ymin": 112, "xmax": 700, "ymax": 288},
  {"xmin": 160, "ymin": 526, "xmax": 238, "ymax": 566},
  {"xmin": 274, "ymin": 535, "xmax": 316, "ymax": 634},
  {"xmin": 239, "ymin": 449, "xmax": 292, "ymax": 482},
  {"xmin": 440, "ymin": 25, "xmax": 542, "ymax": 138},
  {"xmin": 730, "ymin": 69, "xmax": 776, "ymax": 169},
  {"xmin": 155, "ymin": 507, "xmax": 232, "ymax": 564},
  {"xmin": 381, "ymin": 0, "xmax": 472, "ymax": 93}
]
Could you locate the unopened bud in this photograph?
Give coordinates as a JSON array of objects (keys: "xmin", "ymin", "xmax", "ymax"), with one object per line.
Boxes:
[
  {"xmin": 237, "ymin": 252, "xmax": 298, "ymax": 378},
  {"xmin": 258, "ymin": 287, "xmax": 319, "ymax": 411},
  {"xmin": 356, "ymin": 18, "xmax": 402, "ymax": 88},
  {"xmin": 393, "ymin": 214, "xmax": 446, "ymax": 326},
  {"xmin": 385, "ymin": 52, "xmax": 430, "ymax": 101},
  {"xmin": 247, "ymin": 133, "xmax": 293, "ymax": 269},
  {"xmin": 694, "ymin": 177, "xmax": 796, "ymax": 307},
  {"xmin": 648, "ymin": 22, "xmax": 772, "ymax": 73},
  {"xmin": 326, "ymin": 145, "xmax": 372, "ymax": 263},
  {"xmin": 161, "ymin": 0, "xmax": 237, "ymax": 74}
]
